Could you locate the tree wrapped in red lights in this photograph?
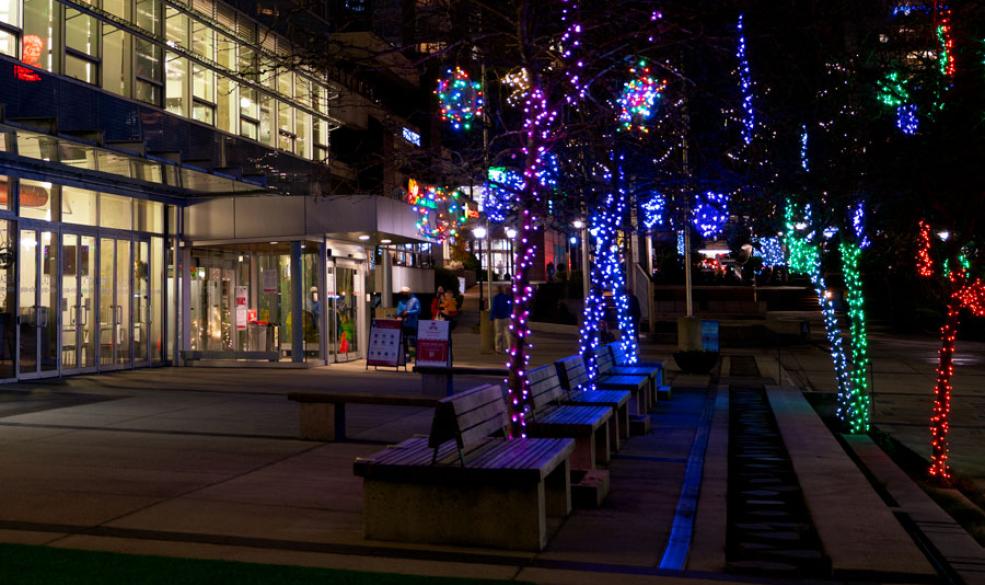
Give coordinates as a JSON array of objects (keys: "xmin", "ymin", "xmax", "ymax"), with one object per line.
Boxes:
[{"xmin": 917, "ymin": 229, "xmax": 985, "ymax": 481}]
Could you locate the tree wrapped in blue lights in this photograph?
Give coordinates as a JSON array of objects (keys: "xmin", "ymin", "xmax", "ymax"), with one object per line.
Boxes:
[
  {"xmin": 784, "ymin": 200, "xmax": 853, "ymax": 408},
  {"xmin": 579, "ymin": 158, "xmax": 638, "ymax": 381}
]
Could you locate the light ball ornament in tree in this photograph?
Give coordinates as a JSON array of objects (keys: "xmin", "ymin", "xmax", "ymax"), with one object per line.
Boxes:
[
  {"xmin": 616, "ymin": 59, "xmax": 667, "ymax": 134},
  {"xmin": 435, "ymin": 66, "xmax": 484, "ymax": 131},
  {"xmin": 691, "ymin": 192, "xmax": 729, "ymax": 238}
]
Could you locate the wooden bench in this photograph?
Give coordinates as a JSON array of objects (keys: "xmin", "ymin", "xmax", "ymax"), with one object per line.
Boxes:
[
  {"xmin": 607, "ymin": 342, "xmax": 670, "ymax": 400},
  {"xmin": 353, "ymin": 384, "xmax": 574, "ymax": 551},
  {"xmin": 524, "ymin": 373, "xmax": 612, "ymax": 471},
  {"xmin": 288, "ymin": 392, "xmax": 439, "ymax": 441},
  {"xmin": 592, "ymin": 346, "xmax": 652, "ymax": 416},
  {"xmin": 557, "ymin": 354, "xmax": 651, "ymax": 436},
  {"xmin": 530, "ymin": 363, "xmax": 630, "ymax": 447},
  {"xmin": 412, "ymin": 365, "xmax": 508, "ymax": 397}
]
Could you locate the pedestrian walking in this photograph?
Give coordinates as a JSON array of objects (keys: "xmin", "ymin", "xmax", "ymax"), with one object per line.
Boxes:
[{"xmin": 490, "ymin": 285, "xmax": 512, "ymax": 353}]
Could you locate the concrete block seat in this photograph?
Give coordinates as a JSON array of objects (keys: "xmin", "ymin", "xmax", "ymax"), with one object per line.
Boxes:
[
  {"xmin": 354, "ymin": 384, "xmax": 574, "ymax": 551},
  {"xmin": 592, "ymin": 346, "xmax": 652, "ymax": 416},
  {"xmin": 606, "ymin": 342, "xmax": 669, "ymax": 401},
  {"xmin": 547, "ymin": 358, "xmax": 631, "ymax": 444},
  {"xmin": 524, "ymin": 370, "xmax": 613, "ymax": 471}
]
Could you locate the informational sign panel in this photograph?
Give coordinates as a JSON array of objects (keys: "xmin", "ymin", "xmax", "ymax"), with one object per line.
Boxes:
[
  {"xmin": 700, "ymin": 320, "xmax": 720, "ymax": 352},
  {"xmin": 261, "ymin": 269, "xmax": 278, "ymax": 293},
  {"xmin": 416, "ymin": 320, "xmax": 451, "ymax": 367},
  {"xmin": 235, "ymin": 286, "xmax": 248, "ymax": 331},
  {"xmin": 366, "ymin": 319, "xmax": 405, "ymax": 367}
]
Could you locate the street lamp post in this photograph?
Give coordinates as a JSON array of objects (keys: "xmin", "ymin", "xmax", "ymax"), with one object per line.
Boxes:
[
  {"xmin": 473, "ymin": 226, "xmax": 487, "ymax": 310},
  {"xmin": 573, "ymin": 219, "xmax": 589, "ymax": 299},
  {"xmin": 506, "ymin": 227, "xmax": 517, "ymax": 279}
]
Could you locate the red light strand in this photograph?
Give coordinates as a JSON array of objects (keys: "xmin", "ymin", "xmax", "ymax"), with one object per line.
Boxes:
[{"xmin": 916, "ymin": 219, "xmax": 934, "ymax": 278}]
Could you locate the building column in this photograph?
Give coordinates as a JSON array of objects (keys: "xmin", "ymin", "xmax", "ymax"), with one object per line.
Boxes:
[
  {"xmin": 318, "ymin": 238, "xmax": 329, "ymax": 364},
  {"xmin": 179, "ymin": 242, "xmax": 191, "ymax": 365},
  {"xmin": 290, "ymin": 241, "xmax": 303, "ymax": 363},
  {"xmin": 382, "ymin": 247, "xmax": 393, "ymax": 308}
]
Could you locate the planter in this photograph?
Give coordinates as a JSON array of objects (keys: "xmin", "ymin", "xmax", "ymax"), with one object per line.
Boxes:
[{"xmin": 673, "ymin": 350, "xmax": 719, "ymax": 375}]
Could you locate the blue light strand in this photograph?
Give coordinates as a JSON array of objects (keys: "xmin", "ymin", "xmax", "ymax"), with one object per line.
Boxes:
[
  {"xmin": 579, "ymin": 157, "xmax": 639, "ymax": 381},
  {"xmin": 641, "ymin": 192, "xmax": 666, "ymax": 230},
  {"xmin": 896, "ymin": 104, "xmax": 919, "ymax": 135},
  {"xmin": 736, "ymin": 13, "xmax": 755, "ymax": 146},
  {"xmin": 485, "ymin": 167, "xmax": 523, "ymax": 224},
  {"xmin": 784, "ymin": 200, "xmax": 853, "ymax": 414},
  {"xmin": 852, "ymin": 202, "xmax": 871, "ymax": 249},
  {"xmin": 800, "ymin": 124, "xmax": 809, "ymax": 172},
  {"xmin": 691, "ymin": 192, "xmax": 730, "ymax": 238},
  {"xmin": 756, "ymin": 237, "xmax": 785, "ymax": 267}
]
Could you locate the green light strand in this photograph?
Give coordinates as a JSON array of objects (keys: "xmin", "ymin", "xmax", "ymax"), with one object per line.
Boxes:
[
  {"xmin": 839, "ymin": 241, "xmax": 872, "ymax": 433},
  {"xmin": 876, "ymin": 71, "xmax": 909, "ymax": 108}
]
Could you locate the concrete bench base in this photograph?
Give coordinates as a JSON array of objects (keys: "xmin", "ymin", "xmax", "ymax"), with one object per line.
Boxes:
[
  {"xmin": 630, "ymin": 414, "xmax": 651, "ymax": 436},
  {"xmin": 299, "ymin": 402, "xmax": 340, "ymax": 441},
  {"xmin": 571, "ymin": 469, "xmax": 610, "ymax": 508},
  {"xmin": 362, "ymin": 459, "xmax": 570, "ymax": 551}
]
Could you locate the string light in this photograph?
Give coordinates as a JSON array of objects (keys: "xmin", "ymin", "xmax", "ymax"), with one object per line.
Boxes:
[
  {"xmin": 917, "ymin": 219, "xmax": 934, "ymax": 277},
  {"xmin": 800, "ymin": 124, "xmax": 809, "ymax": 172},
  {"xmin": 406, "ymin": 179, "xmax": 464, "ymax": 242},
  {"xmin": 641, "ymin": 192, "xmax": 666, "ymax": 230},
  {"xmin": 897, "ymin": 104, "xmax": 919, "ymax": 135},
  {"xmin": 503, "ymin": 67, "xmax": 530, "ymax": 107},
  {"xmin": 929, "ymin": 272, "xmax": 985, "ymax": 481},
  {"xmin": 691, "ymin": 191, "xmax": 729, "ymax": 238},
  {"xmin": 785, "ymin": 199, "xmax": 853, "ymax": 407},
  {"xmin": 840, "ymin": 241, "xmax": 872, "ymax": 433},
  {"xmin": 616, "ymin": 59, "xmax": 668, "ymax": 134},
  {"xmin": 435, "ymin": 66, "xmax": 484, "ymax": 131},
  {"xmin": 937, "ymin": 10, "xmax": 955, "ymax": 78},
  {"xmin": 485, "ymin": 167, "xmax": 523, "ymax": 224},
  {"xmin": 736, "ymin": 13, "xmax": 755, "ymax": 145},
  {"xmin": 756, "ymin": 237, "xmax": 785, "ymax": 267}
]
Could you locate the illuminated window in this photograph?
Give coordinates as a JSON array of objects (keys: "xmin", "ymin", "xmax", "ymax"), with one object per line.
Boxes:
[
  {"xmin": 100, "ymin": 193, "xmax": 133, "ymax": 230},
  {"xmin": 165, "ymin": 52, "xmax": 188, "ymax": 116},
  {"xmin": 62, "ymin": 186, "xmax": 97, "ymax": 226},
  {"xmin": 101, "ymin": 25, "xmax": 130, "ymax": 96}
]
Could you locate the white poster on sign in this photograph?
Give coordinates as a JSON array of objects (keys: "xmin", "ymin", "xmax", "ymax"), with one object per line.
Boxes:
[
  {"xmin": 235, "ymin": 286, "xmax": 248, "ymax": 331},
  {"xmin": 416, "ymin": 320, "xmax": 451, "ymax": 368}
]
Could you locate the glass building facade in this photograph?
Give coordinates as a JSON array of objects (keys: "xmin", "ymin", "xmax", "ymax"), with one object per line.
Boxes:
[
  {"xmin": 0, "ymin": 0, "xmax": 333, "ymax": 161},
  {"xmin": 0, "ymin": 0, "xmax": 434, "ymax": 378}
]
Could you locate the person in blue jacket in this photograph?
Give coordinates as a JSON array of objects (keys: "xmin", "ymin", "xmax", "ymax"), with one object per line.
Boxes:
[
  {"xmin": 489, "ymin": 285, "xmax": 512, "ymax": 353},
  {"xmin": 396, "ymin": 286, "xmax": 421, "ymax": 353}
]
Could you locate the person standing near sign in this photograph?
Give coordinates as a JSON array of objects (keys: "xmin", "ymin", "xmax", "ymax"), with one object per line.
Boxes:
[
  {"xmin": 397, "ymin": 286, "xmax": 421, "ymax": 354},
  {"xmin": 490, "ymin": 285, "xmax": 512, "ymax": 353},
  {"xmin": 430, "ymin": 286, "xmax": 445, "ymax": 320}
]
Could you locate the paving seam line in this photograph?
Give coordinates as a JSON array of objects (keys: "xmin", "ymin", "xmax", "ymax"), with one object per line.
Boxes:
[{"xmin": 658, "ymin": 384, "xmax": 717, "ymax": 570}]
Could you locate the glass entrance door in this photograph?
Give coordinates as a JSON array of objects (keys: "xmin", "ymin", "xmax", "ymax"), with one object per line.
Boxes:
[
  {"xmin": 18, "ymin": 227, "xmax": 58, "ymax": 378},
  {"xmin": 99, "ymin": 236, "xmax": 131, "ymax": 369},
  {"xmin": 327, "ymin": 261, "xmax": 363, "ymax": 362},
  {"xmin": 132, "ymin": 237, "xmax": 151, "ymax": 367},
  {"xmin": 61, "ymin": 232, "xmax": 96, "ymax": 373}
]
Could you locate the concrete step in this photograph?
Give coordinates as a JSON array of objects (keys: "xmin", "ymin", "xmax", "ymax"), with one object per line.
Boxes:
[{"xmin": 765, "ymin": 386, "xmax": 938, "ymax": 579}]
